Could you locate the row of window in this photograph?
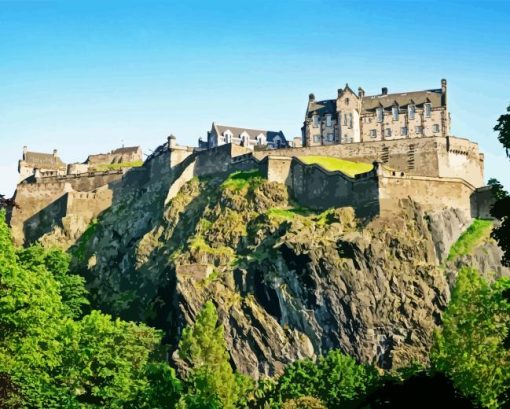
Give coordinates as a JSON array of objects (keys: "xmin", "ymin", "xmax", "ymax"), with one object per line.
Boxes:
[
  {"xmin": 377, "ymin": 103, "xmax": 431, "ymax": 122},
  {"xmin": 369, "ymin": 123, "xmax": 440, "ymax": 138},
  {"xmin": 313, "ymin": 103, "xmax": 434, "ymax": 128}
]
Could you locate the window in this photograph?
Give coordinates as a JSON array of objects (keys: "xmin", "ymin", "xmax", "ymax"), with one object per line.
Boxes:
[
  {"xmin": 415, "ymin": 126, "xmax": 423, "ymax": 134},
  {"xmin": 349, "ymin": 113, "xmax": 353, "ymax": 128},
  {"xmin": 408, "ymin": 105, "xmax": 416, "ymax": 120},
  {"xmin": 433, "ymin": 124, "xmax": 440, "ymax": 133},
  {"xmin": 313, "ymin": 115, "xmax": 319, "ymax": 127},
  {"xmin": 223, "ymin": 132, "xmax": 232, "ymax": 143},
  {"xmin": 376, "ymin": 107, "xmax": 383, "ymax": 122},
  {"xmin": 345, "ymin": 98, "xmax": 350, "ymax": 105},
  {"xmin": 401, "ymin": 127, "xmax": 408, "ymax": 136},
  {"xmin": 344, "ymin": 113, "xmax": 348, "ymax": 126},
  {"xmin": 424, "ymin": 103, "xmax": 432, "ymax": 118},
  {"xmin": 326, "ymin": 114, "xmax": 332, "ymax": 127},
  {"xmin": 327, "ymin": 133, "xmax": 334, "ymax": 142},
  {"xmin": 313, "ymin": 135, "xmax": 320, "ymax": 143},
  {"xmin": 385, "ymin": 128, "xmax": 392, "ymax": 137},
  {"xmin": 392, "ymin": 106, "xmax": 399, "ymax": 121},
  {"xmin": 369, "ymin": 129, "xmax": 377, "ymax": 138}
]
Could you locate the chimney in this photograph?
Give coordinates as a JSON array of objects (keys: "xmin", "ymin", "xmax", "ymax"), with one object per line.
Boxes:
[
  {"xmin": 358, "ymin": 87, "xmax": 365, "ymax": 98},
  {"xmin": 441, "ymin": 78, "xmax": 447, "ymax": 94},
  {"xmin": 309, "ymin": 93, "xmax": 315, "ymax": 102},
  {"xmin": 381, "ymin": 87, "xmax": 388, "ymax": 95},
  {"xmin": 53, "ymin": 149, "xmax": 58, "ymax": 158},
  {"xmin": 167, "ymin": 134, "xmax": 177, "ymax": 149},
  {"xmin": 23, "ymin": 146, "xmax": 27, "ymax": 160}
]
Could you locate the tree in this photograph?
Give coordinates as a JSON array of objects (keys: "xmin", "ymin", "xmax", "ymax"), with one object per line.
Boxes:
[
  {"xmin": 16, "ymin": 244, "xmax": 89, "ymax": 318},
  {"xmin": 494, "ymin": 103, "xmax": 510, "ymax": 158},
  {"xmin": 0, "ymin": 210, "xmax": 181, "ymax": 408},
  {"xmin": 487, "ymin": 179, "xmax": 510, "ymax": 267},
  {"xmin": 264, "ymin": 350, "xmax": 379, "ymax": 408},
  {"xmin": 178, "ymin": 301, "xmax": 248, "ymax": 409},
  {"xmin": 431, "ymin": 268, "xmax": 510, "ymax": 409}
]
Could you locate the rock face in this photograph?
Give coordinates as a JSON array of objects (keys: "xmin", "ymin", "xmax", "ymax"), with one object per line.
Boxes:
[{"xmin": 32, "ymin": 163, "xmax": 505, "ymax": 380}]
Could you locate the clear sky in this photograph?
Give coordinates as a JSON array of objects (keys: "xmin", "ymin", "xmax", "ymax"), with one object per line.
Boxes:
[{"xmin": 1, "ymin": 0, "xmax": 509, "ymax": 195}]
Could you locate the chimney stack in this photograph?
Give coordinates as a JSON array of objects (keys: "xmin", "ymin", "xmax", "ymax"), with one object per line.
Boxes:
[
  {"xmin": 23, "ymin": 146, "xmax": 27, "ymax": 160},
  {"xmin": 53, "ymin": 149, "xmax": 58, "ymax": 158},
  {"xmin": 167, "ymin": 134, "xmax": 177, "ymax": 149},
  {"xmin": 441, "ymin": 78, "xmax": 447, "ymax": 94},
  {"xmin": 381, "ymin": 87, "xmax": 388, "ymax": 95},
  {"xmin": 358, "ymin": 87, "xmax": 365, "ymax": 98},
  {"xmin": 308, "ymin": 93, "xmax": 315, "ymax": 102}
]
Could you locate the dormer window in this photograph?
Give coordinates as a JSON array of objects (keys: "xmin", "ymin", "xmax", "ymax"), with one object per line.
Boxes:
[
  {"xmin": 424, "ymin": 103, "xmax": 432, "ymax": 118},
  {"xmin": 223, "ymin": 131, "xmax": 232, "ymax": 143},
  {"xmin": 313, "ymin": 114, "xmax": 319, "ymax": 128},
  {"xmin": 326, "ymin": 114, "xmax": 332, "ymax": 127},
  {"xmin": 408, "ymin": 105, "xmax": 416, "ymax": 120},
  {"xmin": 376, "ymin": 107, "xmax": 383, "ymax": 122},
  {"xmin": 392, "ymin": 106, "xmax": 399, "ymax": 121}
]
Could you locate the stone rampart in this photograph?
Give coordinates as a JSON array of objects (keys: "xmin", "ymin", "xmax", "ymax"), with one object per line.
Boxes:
[{"xmin": 253, "ymin": 136, "xmax": 484, "ymax": 188}]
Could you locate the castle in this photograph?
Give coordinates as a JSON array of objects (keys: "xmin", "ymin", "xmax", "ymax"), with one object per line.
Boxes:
[
  {"xmin": 7, "ymin": 80, "xmax": 493, "ymax": 248},
  {"xmin": 302, "ymin": 79, "xmax": 449, "ymax": 146}
]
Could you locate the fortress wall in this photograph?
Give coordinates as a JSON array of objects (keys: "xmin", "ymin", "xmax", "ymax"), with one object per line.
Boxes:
[
  {"xmin": 66, "ymin": 188, "xmax": 113, "ymax": 219},
  {"xmin": 261, "ymin": 156, "xmax": 293, "ymax": 185},
  {"xmin": 194, "ymin": 144, "xmax": 233, "ymax": 176},
  {"xmin": 378, "ymin": 174, "xmax": 474, "ymax": 217},
  {"xmin": 9, "ymin": 181, "xmax": 71, "ymax": 245},
  {"xmin": 288, "ymin": 159, "xmax": 380, "ymax": 217},
  {"xmin": 254, "ymin": 137, "xmax": 442, "ymax": 178},
  {"xmin": 436, "ymin": 137, "xmax": 484, "ymax": 187},
  {"xmin": 470, "ymin": 186, "xmax": 495, "ymax": 219}
]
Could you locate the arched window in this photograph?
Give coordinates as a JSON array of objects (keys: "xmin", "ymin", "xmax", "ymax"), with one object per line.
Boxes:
[{"xmin": 223, "ymin": 130, "xmax": 232, "ymax": 143}]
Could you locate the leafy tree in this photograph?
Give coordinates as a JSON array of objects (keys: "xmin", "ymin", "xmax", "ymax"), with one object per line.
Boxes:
[
  {"xmin": 281, "ymin": 396, "xmax": 327, "ymax": 409},
  {"xmin": 0, "ymin": 210, "xmax": 181, "ymax": 408},
  {"xmin": 494, "ymin": 103, "xmax": 510, "ymax": 158},
  {"xmin": 17, "ymin": 244, "xmax": 89, "ymax": 318},
  {"xmin": 261, "ymin": 350, "xmax": 379, "ymax": 408},
  {"xmin": 431, "ymin": 268, "xmax": 510, "ymax": 409},
  {"xmin": 178, "ymin": 300, "xmax": 249, "ymax": 408},
  {"xmin": 487, "ymin": 179, "xmax": 510, "ymax": 267}
]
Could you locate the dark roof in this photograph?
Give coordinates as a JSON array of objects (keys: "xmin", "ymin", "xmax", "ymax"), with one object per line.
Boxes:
[
  {"xmin": 307, "ymin": 99, "xmax": 336, "ymax": 117},
  {"xmin": 306, "ymin": 87, "xmax": 445, "ymax": 117},
  {"xmin": 213, "ymin": 124, "xmax": 287, "ymax": 144},
  {"xmin": 111, "ymin": 146, "xmax": 141, "ymax": 154},
  {"xmin": 361, "ymin": 88, "xmax": 443, "ymax": 113},
  {"xmin": 23, "ymin": 151, "xmax": 66, "ymax": 169}
]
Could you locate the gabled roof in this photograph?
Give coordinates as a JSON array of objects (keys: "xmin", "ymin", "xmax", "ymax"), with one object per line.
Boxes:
[
  {"xmin": 23, "ymin": 151, "xmax": 66, "ymax": 169},
  {"xmin": 306, "ymin": 99, "xmax": 336, "ymax": 118},
  {"xmin": 111, "ymin": 146, "xmax": 141, "ymax": 154},
  {"xmin": 212, "ymin": 123, "xmax": 287, "ymax": 144},
  {"xmin": 361, "ymin": 89, "xmax": 443, "ymax": 114}
]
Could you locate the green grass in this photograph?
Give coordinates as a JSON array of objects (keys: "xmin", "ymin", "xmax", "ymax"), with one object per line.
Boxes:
[
  {"xmin": 92, "ymin": 160, "xmax": 144, "ymax": 172},
  {"xmin": 221, "ymin": 170, "xmax": 263, "ymax": 191},
  {"xmin": 266, "ymin": 207, "xmax": 312, "ymax": 219},
  {"xmin": 299, "ymin": 156, "xmax": 373, "ymax": 177},
  {"xmin": 447, "ymin": 219, "xmax": 494, "ymax": 261}
]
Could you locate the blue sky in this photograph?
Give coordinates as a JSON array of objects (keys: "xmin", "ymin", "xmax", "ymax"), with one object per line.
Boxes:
[{"xmin": 1, "ymin": 0, "xmax": 509, "ymax": 195}]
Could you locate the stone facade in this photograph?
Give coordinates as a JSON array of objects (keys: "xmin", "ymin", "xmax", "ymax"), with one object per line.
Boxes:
[
  {"xmin": 201, "ymin": 122, "xmax": 288, "ymax": 150},
  {"xmin": 18, "ymin": 146, "xmax": 67, "ymax": 181},
  {"xmin": 86, "ymin": 146, "xmax": 143, "ymax": 167},
  {"xmin": 302, "ymin": 79, "xmax": 449, "ymax": 147}
]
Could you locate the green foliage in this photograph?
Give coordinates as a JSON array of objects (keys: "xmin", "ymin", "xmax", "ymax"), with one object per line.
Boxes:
[
  {"xmin": 494, "ymin": 103, "xmax": 510, "ymax": 158},
  {"xmin": 178, "ymin": 301, "xmax": 251, "ymax": 409},
  {"xmin": 281, "ymin": 396, "xmax": 327, "ymax": 409},
  {"xmin": 221, "ymin": 170, "xmax": 264, "ymax": 192},
  {"xmin": 431, "ymin": 268, "xmax": 510, "ymax": 408},
  {"xmin": 92, "ymin": 160, "xmax": 144, "ymax": 172},
  {"xmin": 17, "ymin": 244, "xmax": 89, "ymax": 318},
  {"xmin": 299, "ymin": 156, "xmax": 373, "ymax": 177},
  {"xmin": 447, "ymin": 219, "xmax": 494, "ymax": 261},
  {"xmin": 0, "ymin": 210, "xmax": 180, "ymax": 408},
  {"xmin": 266, "ymin": 207, "xmax": 312, "ymax": 220},
  {"xmin": 72, "ymin": 218, "xmax": 98, "ymax": 261},
  {"xmin": 260, "ymin": 350, "xmax": 379, "ymax": 408},
  {"xmin": 488, "ymin": 179, "xmax": 510, "ymax": 267}
]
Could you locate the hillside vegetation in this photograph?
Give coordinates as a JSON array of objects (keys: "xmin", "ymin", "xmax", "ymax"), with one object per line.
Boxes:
[{"xmin": 298, "ymin": 156, "xmax": 373, "ymax": 176}]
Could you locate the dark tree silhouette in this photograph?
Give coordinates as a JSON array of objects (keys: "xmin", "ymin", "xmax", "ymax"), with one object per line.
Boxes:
[
  {"xmin": 0, "ymin": 195, "xmax": 19, "ymax": 209},
  {"xmin": 494, "ymin": 103, "xmax": 510, "ymax": 158}
]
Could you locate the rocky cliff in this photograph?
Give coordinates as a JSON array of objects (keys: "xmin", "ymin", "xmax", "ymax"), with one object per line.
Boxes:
[{"xmin": 32, "ymin": 163, "xmax": 507, "ymax": 380}]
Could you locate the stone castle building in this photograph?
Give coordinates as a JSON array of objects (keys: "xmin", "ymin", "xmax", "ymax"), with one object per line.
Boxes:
[
  {"xmin": 200, "ymin": 122, "xmax": 288, "ymax": 150},
  {"xmin": 302, "ymin": 79, "xmax": 449, "ymax": 146},
  {"xmin": 18, "ymin": 146, "xmax": 67, "ymax": 181}
]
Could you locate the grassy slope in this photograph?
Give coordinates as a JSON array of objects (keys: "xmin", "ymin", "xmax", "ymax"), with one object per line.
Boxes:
[
  {"xmin": 92, "ymin": 160, "xmax": 144, "ymax": 172},
  {"xmin": 298, "ymin": 156, "xmax": 373, "ymax": 177},
  {"xmin": 447, "ymin": 219, "xmax": 494, "ymax": 261}
]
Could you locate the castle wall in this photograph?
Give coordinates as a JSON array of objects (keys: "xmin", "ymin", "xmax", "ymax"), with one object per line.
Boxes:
[
  {"xmin": 285, "ymin": 159, "xmax": 380, "ymax": 217},
  {"xmin": 254, "ymin": 136, "xmax": 484, "ymax": 188},
  {"xmin": 378, "ymin": 173, "xmax": 474, "ymax": 217},
  {"xmin": 194, "ymin": 143, "xmax": 251, "ymax": 176},
  {"xmin": 470, "ymin": 186, "xmax": 494, "ymax": 219},
  {"xmin": 66, "ymin": 187, "xmax": 113, "ymax": 219}
]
